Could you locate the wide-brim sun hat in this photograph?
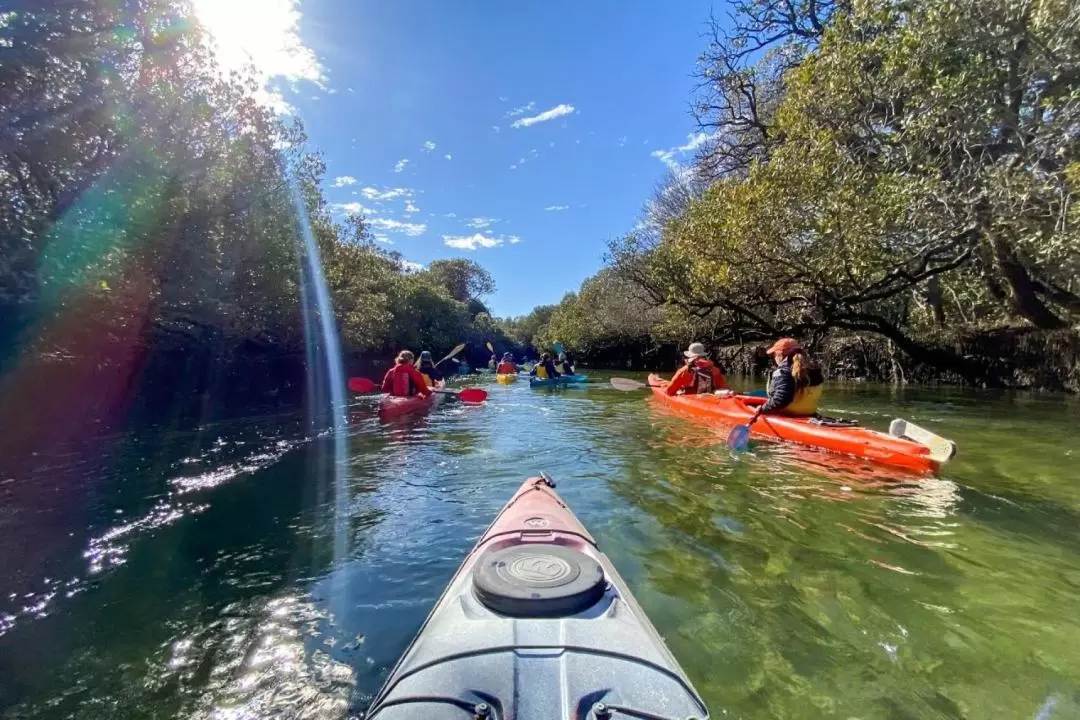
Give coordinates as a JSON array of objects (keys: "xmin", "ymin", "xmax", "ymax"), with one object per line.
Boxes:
[{"xmin": 683, "ymin": 342, "xmax": 708, "ymax": 358}]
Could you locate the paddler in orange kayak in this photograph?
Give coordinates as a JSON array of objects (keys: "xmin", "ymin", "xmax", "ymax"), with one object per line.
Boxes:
[
  {"xmin": 495, "ymin": 353, "xmax": 518, "ymax": 374},
  {"xmin": 381, "ymin": 350, "xmax": 432, "ymax": 397},
  {"xmin": 666, "ymin": 342, "xmax": 728, "ymax": 395},
  {"xmin": 758, "ymin": 338, "xmax": 824, "ymax": 416}
]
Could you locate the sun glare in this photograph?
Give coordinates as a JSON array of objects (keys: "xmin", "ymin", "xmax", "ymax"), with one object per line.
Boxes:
[{"xmin": 190, "ymin": 0, "xmax": 325, "ymax": 112}]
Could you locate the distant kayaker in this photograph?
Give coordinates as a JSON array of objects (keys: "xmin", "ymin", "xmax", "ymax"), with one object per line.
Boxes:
[
  {"xmin": 665, "ymin": 342, "xmax": 728, "ymax": 395},
  {"xmin": 757, "ymin": 338, "xmax": 823, "ymax": 416},
  {"xmin": 488, "ymin": 354, "xmax": 498, "ymax": 370},
  {"xmin": 496, "ymin": 353, "xmax": 518, "ymax": 374},
  {"xmin": 382, "ymin": 350, "xmax": 432, "ymax": 397},
  {"xmin": 416, "ymin": 350, "xmax": 444, "ymax": 386},
  {"xmin": 530, "ymin": 352, "xmax": 561, "ymax": 380},
  {"xmin": 555, "ymin": 351, "xmax": 575, "ymax": 375}
]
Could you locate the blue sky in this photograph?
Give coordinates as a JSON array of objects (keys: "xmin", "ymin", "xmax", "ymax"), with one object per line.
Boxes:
[{"xmin": 194, "ymin": 0, "xmax": 719, "ymax": 317}]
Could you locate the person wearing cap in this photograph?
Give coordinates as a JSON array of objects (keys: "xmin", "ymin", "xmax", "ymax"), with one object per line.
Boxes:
[
  {"xmin": 757, "ymin": 338, "xmax": 823, "ymax": 416},
  {"xmin": 495, "ymin": 352, "xmax": 518, "ymax": 375},
  {"xmin": 415, "ymin": 350, "xmax": 444, "ymax": 386},
  {"xmin": 665, "ymin": 342, "xmax": 728, "ymax": 396},
  {"xmin": 382, "ymin": 350, "xmax": 432, "ymax": 397},
  {"xmin": 530, "ymin": 352, "xmax": 562, "ymax": 380}
]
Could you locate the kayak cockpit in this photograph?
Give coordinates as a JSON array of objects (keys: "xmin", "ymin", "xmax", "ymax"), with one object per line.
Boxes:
[{"xmin": 364, "ymin": 475, "xmax": 709, "ymax": 719}]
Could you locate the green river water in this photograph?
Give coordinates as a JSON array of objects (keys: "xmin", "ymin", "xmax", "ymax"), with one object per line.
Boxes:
[{"xmin": 2, "ymin": 374, "xmax": 1079, "ymax": 719}]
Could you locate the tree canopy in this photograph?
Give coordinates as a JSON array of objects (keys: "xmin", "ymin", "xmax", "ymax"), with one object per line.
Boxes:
[
  {"xmin": 0, "ymin": 0, "xmax": 523, "ymax": 417},
  {"xmin": 524, "ymin": 0, "xmax": 1080, "ymax": 388}
]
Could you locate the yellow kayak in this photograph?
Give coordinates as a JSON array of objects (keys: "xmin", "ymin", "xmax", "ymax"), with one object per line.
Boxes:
[{"xmin": 496, "ymin": 373, "xmax": 517, "ymax": 384}]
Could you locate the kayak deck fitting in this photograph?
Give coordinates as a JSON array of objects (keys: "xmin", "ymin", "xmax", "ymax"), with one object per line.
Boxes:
[{"xmin": 364, "ymin": 474, "xmax": 709, "ymax": 719}]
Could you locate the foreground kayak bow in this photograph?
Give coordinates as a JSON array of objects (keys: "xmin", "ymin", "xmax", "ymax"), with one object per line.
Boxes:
[{"xmin": 365, "ymin": 474, "xmax": 709, "ymax": 719}]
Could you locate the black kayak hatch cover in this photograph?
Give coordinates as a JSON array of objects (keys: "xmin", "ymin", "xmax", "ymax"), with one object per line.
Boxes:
[{"xmin": 472, "ymin": 545, "xmax": 606, "ymax": 617}]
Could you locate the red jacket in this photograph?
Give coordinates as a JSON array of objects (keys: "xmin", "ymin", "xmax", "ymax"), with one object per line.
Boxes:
[
  {"xmin": 381, "ymin": 363, "xmax": 431, "ymax": 397},
  {"xmin": 666, "ymin": 359, "xmax": 727, "ymax": 396},
  {"xmin": 496, "ymin": 361, "xmax": 517, "ymax": 374}
]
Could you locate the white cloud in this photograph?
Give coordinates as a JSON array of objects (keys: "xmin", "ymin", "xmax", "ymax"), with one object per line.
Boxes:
[
  {"xmin": 444, "ymin": 212, "xmax": 458, "ymax": 218},
  {"xmin": 508, "ymin": 235, "xmax": 522, "ymax": 244},
  {"xmin": 400, "ymin": 259, "xmax": 424, "ymax": 272},
  {"xmin": 466, "ymin": 217, "xmax": 498, "ymax": 229},
  {"xmin": 498, "ymin": 95, "xmax": 509, "ymax": 102},
  {"xmin": 330, "ymin": 201, "xmax": 374, "ymax": 215},
  {"xmin": 506, "ymin": 101, "xmax": 536, "ymax": 118},
  {"xmin": 369, "ymin": 217, "xmax": 426, "ymax": 237},
  {"xmin": 492, "ymin": 125, "xmax": 501, "ymax": 133},
  {"xmin": 444, "ymin": 153, "xmax": 452, "ymax": 160},
  {"xmin": 443, "ymin": 233, "xmax": 504, "ymax": 251},
  {"xmin": 393, "ymin": 158, "xmax": 409, "ymax": 173},
  {"xmin": 404, "ymin": 200, "xmax": 420, "ymax": 214},
  {"xmin": 360, "ymin": 186, "xmax": 412, "ymax": 202},
  {"xmin": 511, "ymin": 103, "xmax": 575, "ymax": 129},
  {"xmin": 373, "ymin": 233, "xmax": 392, "ymax": 244},
  {"xmin": 332, "ymin": 175, "xmax": 357, "ymax": 187},
  {"xmin": 423, "ymin": 140, "xmax": 436, "ymax": 152},
  {"xmin": 545, "ymin": 205, "xmax": 569, "ymax": 212},
  {"xmin": 509, "ymin": 164, "xmax": 517, "ymax": 170},
  {"xmin": 651, "ymin": 132, "xmax": 714, "ymax": 170},
  {"xmin": 617, "ymin": 136, "xmax": 628, "ymax": 147},
  {"xmin": 191, "ymin": 0, "xmax": 324, "ymax": 114}
]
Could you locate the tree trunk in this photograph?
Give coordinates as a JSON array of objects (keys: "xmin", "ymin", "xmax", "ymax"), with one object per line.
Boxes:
[{"xmin": 988, "ymin": 234, "xmax": 1067, "ymax": 329}]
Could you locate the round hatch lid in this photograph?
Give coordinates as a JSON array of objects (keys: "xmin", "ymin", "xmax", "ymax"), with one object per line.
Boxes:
[{"xmin": 472, "ymin": 545, "xmax": 606, "ymax": 617}]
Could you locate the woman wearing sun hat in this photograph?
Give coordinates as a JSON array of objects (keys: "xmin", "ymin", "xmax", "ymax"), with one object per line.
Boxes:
[
  {"xmin": 757, "ymin": 338, "xmax": 823, "ymax": 416},
  {"xmin": 665, "ymin": 342, "xmax": 728, "ymax": 396}
]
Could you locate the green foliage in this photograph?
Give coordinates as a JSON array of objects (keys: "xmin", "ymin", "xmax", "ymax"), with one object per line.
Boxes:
[
  {"xmin": 528, "ymin": 0, "xmax": 1080, "ymax": 386},
  {"xmin": 0, "ymin": 0, "xmax": 515, "ymax": 406}
]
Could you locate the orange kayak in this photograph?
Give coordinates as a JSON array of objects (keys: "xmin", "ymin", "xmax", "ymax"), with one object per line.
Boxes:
[{"xmin": 648, "ymin": 374, "xmax": 943, "ymax": 474}]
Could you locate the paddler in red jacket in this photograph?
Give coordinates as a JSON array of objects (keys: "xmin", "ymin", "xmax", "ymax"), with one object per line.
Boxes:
[
  {"xmin": 666, "ymin": 342, "xmax": 728, "ymax": 395},
  {"xmin": 381, "ymin": 350, "xmax": 431, "ymax": 397},
  {"xmin": 495, "ymin": 353, "xmax": 518, "ymax": 374}
]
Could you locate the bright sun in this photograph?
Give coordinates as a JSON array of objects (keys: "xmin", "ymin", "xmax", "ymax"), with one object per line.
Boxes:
[{"xmin": 190, "ymin": 0, "xmax": 324, "ymax": 111}]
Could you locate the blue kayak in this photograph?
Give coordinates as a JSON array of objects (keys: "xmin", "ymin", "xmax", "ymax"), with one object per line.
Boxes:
[{"xmin": 529, "ymin": 374, "xmax": 589, "ymax": 387}]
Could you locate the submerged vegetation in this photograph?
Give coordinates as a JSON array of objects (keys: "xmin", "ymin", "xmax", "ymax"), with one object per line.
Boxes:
[{"xmin": 525, "ymin": 0, "xmax": 1080, "ymax": 390}]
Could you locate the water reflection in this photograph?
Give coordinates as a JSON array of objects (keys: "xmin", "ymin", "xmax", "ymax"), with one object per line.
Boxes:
[{"xmin": 1, "ymin": 379, "xmax": 1079, "ymax": 718}]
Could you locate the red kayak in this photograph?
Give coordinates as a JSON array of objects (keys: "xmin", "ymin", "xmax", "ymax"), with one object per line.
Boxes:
[
  {"xmin": 648, "ymin": 374, "xmax": 950, "ymax": 474},
  {"xmin": 378, "ymin": 382, "xmax": 445, "ymax": 419},
  {"xmin": 365, "ymin": 474, "xmax": 709, "ymax": 719}
]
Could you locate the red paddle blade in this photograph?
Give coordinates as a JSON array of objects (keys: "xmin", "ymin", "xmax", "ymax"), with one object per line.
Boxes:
[
  {"xmin": 457, "ymin": 387, "xmax": 488, "ymax": 404},
  {"xmin": 348, "ymin": 377, "xmax": 376, "ymax": 393}
]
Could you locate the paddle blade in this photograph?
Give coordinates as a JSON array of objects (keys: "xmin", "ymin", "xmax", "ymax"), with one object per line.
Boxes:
[
  {"xmin": 486, "ymin": 341, "xmax": 494, "ymax": 353},
  {"xmin": 348, "ymin": 377, "xmax": 376, "ymax": 393},
  {"xmin": 727, "ymin": 424, "xmax": 751, "ymax": 451},
  {"xmin": 610, "ymin": 377, "xmax": 647, "ymax": 391},
  {"xmin": 889, "ymin": 419, "xmax": 957, "ymax": 463},
  {"xmin": 457, "ymin": 387, "xmax": 488, "ymax": 404},
  {"xmin": 436, "ymin": 343, "xmax": 467, "ymax": 366}
]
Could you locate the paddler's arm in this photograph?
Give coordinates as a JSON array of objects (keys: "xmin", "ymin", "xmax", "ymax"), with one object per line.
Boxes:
[
  {"xmin": 759, "ymin": 367, "xmax": 793, "ymax": 413},
  {"xmin": 381, "ymin": 369, "xmax": 395, "ymax": 393},
  {"xmin": 408, "ymin": 366, "xmax": 431, "ymax": 396},
  {"xmin": 666, "ymin": 366, "xmax": 691, "ymax": 395}
]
